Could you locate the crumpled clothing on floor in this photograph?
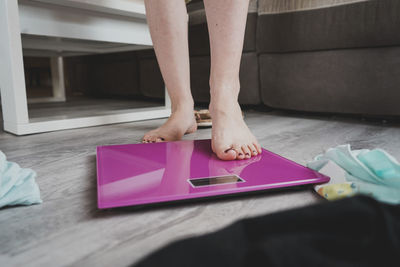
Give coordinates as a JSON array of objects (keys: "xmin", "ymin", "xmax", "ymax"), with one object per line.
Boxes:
[
  {"xmin": 307, "ymin": 144, "xmax": 400, "ymax": 204},
  {"xmin": 134, "ymin": 196, "xmax": 400, "ymax": 267},
  {"xmin": 0, "ymin": 151, "xmax": 42, "ymax": 208}
]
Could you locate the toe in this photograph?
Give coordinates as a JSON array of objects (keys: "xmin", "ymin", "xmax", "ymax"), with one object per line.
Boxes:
[
  {"xmin": 254, "ymin": 142, "xmax": 262, "ymax": 154},
  {"xmin": 213, "ymin": 142, "xmax": 237, "ymax": 160},
  {"xmin": 234, "ymin": 146, "xmax": 245, "ymax": 160},
  {"xmin": 241, "ymin": 145, "xmax": 251, "ymax": 159},
  {"xmin": 156, "ymin": 137, "xmax": 165, "ymax": 142},
  {"xmin": 216, "ymin": 148, "xmax": 237, "ymax": 161},
  {"xmin": 249, "ymin": 144, "xmax": 258, "ymax": 156}
]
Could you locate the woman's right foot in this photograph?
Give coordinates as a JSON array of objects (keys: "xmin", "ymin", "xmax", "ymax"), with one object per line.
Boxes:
[
  {"xmin": 210, "ymin": 101, "xmax": 262, "ymax": 161},
  {"xmin": 142, "ymin": 105, "xmax": 197, "ymax": 143},
  {"xmin": 209, "ymin": 81, "xmax": 262, "ymax": 160}
]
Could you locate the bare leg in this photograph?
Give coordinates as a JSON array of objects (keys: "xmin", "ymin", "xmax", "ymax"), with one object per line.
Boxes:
[
  {"xmin": 142, "ymin": 0, "xmax": 196, "ymax": 143},
  {"xmin": 203, "ymin": 0, "xmax": 262, "ymax": 160}
]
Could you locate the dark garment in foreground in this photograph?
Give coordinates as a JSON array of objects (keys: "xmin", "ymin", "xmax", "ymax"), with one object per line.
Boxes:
[{"xmin": 134, "ymin": 196, "xmax": 400, "ymax": 267}]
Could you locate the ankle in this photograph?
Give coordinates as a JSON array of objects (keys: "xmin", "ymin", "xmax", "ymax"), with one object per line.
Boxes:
[
  {"xmin": 171, "ymin": 98, "xmax": 194, "ymax": 113},
  {"xmin": 209, "ymin": 99, "xmax": 240, "ymax": 117},
  {"xmin": 209, "ymin": 80, "xmax": 240, "ymax": 107}
]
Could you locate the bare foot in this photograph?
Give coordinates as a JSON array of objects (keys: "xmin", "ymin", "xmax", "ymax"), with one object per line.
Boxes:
[
  {"xmin": 210, "ymin": 101, "xmax": 262, "ymax": 160},
  {"xmin": 142, "ymin": 106, "xmax": 197, "ymax": 143}
]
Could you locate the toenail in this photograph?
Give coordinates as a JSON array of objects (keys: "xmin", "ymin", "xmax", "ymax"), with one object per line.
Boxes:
[
  {"xmin": 245, "ymin": 153, "xmax": 250, "ymax": 156},
  {"xmin": 239, "ymin": 153, "xmax": 243, "ymax": 156}
]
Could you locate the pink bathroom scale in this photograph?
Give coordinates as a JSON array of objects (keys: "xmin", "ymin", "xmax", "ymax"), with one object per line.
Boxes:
[{"xmin": 96, "ymin": 139, "xmax": 329, "ymax": 209}]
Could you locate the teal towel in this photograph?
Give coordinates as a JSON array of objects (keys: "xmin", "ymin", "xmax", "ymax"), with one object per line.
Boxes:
[
  {"xmin": 0, "ymin": 151, "xmax": 42, "ymax": 208},
  {"xmin": 308, "ymin": 145, "xmax": 400, "ymax": 204}
]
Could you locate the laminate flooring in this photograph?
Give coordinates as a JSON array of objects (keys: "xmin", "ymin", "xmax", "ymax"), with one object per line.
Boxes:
[{"xmin": 1, "ymin": 107, "xmax": 399, "ymax": 267}]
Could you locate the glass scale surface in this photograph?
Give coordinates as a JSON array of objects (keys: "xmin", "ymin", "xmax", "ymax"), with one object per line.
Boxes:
[{"xmin": 96, "ymin": 139, "xmax": 329, "ymax": 209}]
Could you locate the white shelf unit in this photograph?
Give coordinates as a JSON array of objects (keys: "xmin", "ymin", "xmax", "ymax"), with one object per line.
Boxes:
[{"xmin": 0, "ymin": 0, "xmax": 171, "ymax": 135}]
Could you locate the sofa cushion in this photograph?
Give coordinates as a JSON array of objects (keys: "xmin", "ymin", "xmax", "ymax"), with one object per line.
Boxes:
[
  {"xmin": 257, "ymin": 0, "xmax": 400, "ymax": 53},
  {"xmin": 259, "ymin": 46, "xmax": 400, "ymax": 116}
]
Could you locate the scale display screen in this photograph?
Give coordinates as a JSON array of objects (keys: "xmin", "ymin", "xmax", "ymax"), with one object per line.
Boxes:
[{"xmin": 188, "ymin": 175, "xmax": 244, "ymax": 187}]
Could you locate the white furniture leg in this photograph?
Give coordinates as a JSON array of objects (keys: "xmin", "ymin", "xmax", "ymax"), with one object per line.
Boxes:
[
  {"xmin": 0, "ymin": 0, "xmax": 30, "ymax": 129},
  {"xmin": 51, "ymin": 56, "xmax": 66, "ymax": 101},
  {"xmin": 28, "ymin": 56, "xmax": 67, "ymax": 103},
  {"xmin": 28, "ymin": 56, "xmax": 67, "ymax": 104}
]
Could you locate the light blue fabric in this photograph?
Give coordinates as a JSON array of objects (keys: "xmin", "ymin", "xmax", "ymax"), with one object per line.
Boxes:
[
  {"xmin": 307, "ymin": 145, "xmax": 400, "ymax": 204},
  {"xmin": 0, "ymin": 151, "xmax": 42, "ymax": 208}
]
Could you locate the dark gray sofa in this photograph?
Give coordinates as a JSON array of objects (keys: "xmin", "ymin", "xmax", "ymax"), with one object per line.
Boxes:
[{"xmin": 257, "ymin": 0, "xmax": 400, "ymax": 116}]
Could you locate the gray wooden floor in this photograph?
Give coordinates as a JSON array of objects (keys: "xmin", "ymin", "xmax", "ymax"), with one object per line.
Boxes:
[{"xmin": 1, "ymin": 108, "xmax": 399, "ymax": 267}]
